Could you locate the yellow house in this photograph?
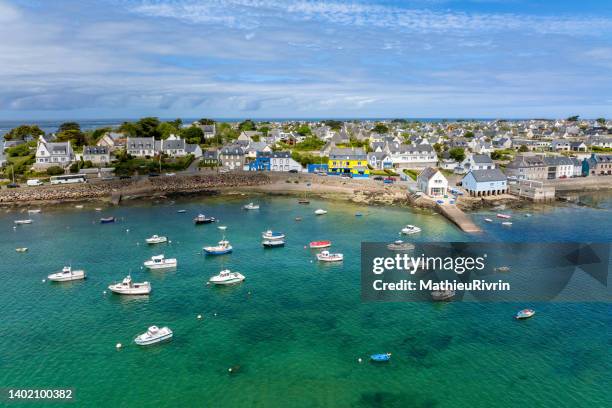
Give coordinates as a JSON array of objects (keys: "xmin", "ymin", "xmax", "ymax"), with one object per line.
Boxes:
[{"xmin": 328, "ymin": 147, "xmax": 370, "ymax": 178}]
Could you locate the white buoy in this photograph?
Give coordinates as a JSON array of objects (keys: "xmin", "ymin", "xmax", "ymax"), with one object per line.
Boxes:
[
  {"xmin": 116, "ymin": 343, "xmax": 122, "ymax": 349},
  {"xmin": 103, "ymin": 291, "xmax": 107, "ymax": 295},
  {"xmin": 214, "ymin": 313, "xmax": 217, "ymax": 316},
  {"xmin": 42, "ymin": 279, "xmax": 46, "ymax": 283},
  {"xmin": 126, "ymin": 229, "xmax": 130, "ymax": 233},
  {"xmin": 197, "ymin": 314, "xmax": 202, "ymax": 319},
  {"xmin": 228, "ymin": 368, "xmax": 232, "ymax": 373},
  {"xmin": 358, "ymin": 358, "xmax": 362, "ymax": 363}
]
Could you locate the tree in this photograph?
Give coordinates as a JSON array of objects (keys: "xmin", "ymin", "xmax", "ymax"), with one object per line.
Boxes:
[
  {"xmin": 238, "ymin": 119, "xmax": 256, "ymax": 132},
  {"xmin": 158, "ymin": 122, "xmax": 180, "ymax": 140},
  {"xmin": 323, "ymin": 120, "xmax": 342, "ymax": 130},
  {"xmin": 448, "ymin": 147, "xmax": 465, "ymax": 162},
  {"xmin": 372, "ymin": 123, "xmax": 389, "ymax": 134},
  {"xmin": 46, "ymin": 166, "xmax": 65, "ymax": 176},
  {"xmin": 296, "ymin": 124, "xmax": 311, "ymax": 136},
  {"xmin": 433, "ymin": 143, "xmax": 443, "ymax": 155},
  {"xmin": 596, "ymin": 118, "xmax": 606, "ymax": 126},
  {"xmin": 464, "ymin": 131, "xmax": 475, "ymax": 138},
  {"xmin": 118, "ymin": 121, "xmax": 139, "ymax": 137},
  {"xmin": 518, "ymin": 145, "xmax": 529, "ymax": 152},
  {"xmin": 136, "ymin": 117, "xmax": 162, "ymax": 139},
  {"xmin": 198, "ymin": 118, "xmax": 215, "ymax": 125},
  {"xmin": 90, "ymin": 127, "xmax": 112, "ymax": 143},
  {"xmin": 4, "ymin": 124, "xmax": 44, "ymax": 141},
  {"xmin": 58, "ymin": 122, "xmax": 81, "ymax": 134},
  {"xmin": 56, "ymin": 129, "xmax": 86, "ymax": 147},
  {"xmin": 567, "ymin": 115, "xmax": 579, "ymax": 122},
  {"xmin": 180, "ymin": 126, "xmax": 204, "ymax": 145},
  {"xmin": 258, "ymin": 126, "xmax": 270, "ymax": 137},
  {"xmin": 6, "ymin": 144, "xmax": 31, "ymax": 157}
]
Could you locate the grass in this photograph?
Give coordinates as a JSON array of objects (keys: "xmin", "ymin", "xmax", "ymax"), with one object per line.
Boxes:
[{"xmin": 403, "ymin": 169, "xmax": 419, "ymax": 180}]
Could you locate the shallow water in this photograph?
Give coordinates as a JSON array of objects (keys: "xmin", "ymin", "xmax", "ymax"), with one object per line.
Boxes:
[{"xmin": 0, "ymin": 195, "xmax": 610, "ymax": 407}]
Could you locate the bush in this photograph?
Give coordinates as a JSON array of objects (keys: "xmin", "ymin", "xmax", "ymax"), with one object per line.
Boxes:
[{"xmin": 46, "ymin": 166, "xmax": 65, "ymax": 176}]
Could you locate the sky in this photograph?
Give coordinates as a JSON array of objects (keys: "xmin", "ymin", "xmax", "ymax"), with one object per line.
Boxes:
[{"xmin": 0, "ymin": 0, "xmax": 611, "ymax": 120}]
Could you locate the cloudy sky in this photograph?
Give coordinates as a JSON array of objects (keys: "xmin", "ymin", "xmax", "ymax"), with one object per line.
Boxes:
[{"xmin": 1, "ymin": 0, "xmax": 611, "ymax": 119}]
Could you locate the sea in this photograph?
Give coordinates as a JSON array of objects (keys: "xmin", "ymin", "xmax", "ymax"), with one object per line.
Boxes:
[{"xmin": 0, "ymin": 194, "xmax": 610, "ymax": 407}]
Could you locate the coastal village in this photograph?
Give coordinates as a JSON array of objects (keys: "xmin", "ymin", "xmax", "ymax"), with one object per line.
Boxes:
[{"xmin": 1, "ymin": 117, "xmax": 611, "ymax": 217}]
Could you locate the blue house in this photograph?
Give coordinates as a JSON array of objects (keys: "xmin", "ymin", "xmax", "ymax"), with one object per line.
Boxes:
[
  {"xmin": 249, "ymin": 151, "xmax": 271, "ymax": 171},
  {"xmin": 307, "ymin": 163, "xmax": 328, "ymax": 173}
]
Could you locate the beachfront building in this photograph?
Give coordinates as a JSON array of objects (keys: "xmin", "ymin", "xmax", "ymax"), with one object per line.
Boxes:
[
  {"xmin": 328, "ymin": 147, "xmax": 369, "ymax": 178},
  {"xmin": 270, "ymin": 151, "xmax": 302, "ymax": 172},
  {"xmin": 200, "ymin": 150, "xmax": 219, "ymax": 167},
  {"xmin": 219, "ymin": 145, "xmax": 245, "ymax": 170},
  {"xmin": 386, "ymin": 144, "xmax": 438, "ymax": 170},
  {"xmin": 461, "ymin": 154, "xmax": 495, "ymax": 173},
  {"xmin": 542, "ymin": 156, "xmax": 575, "ymax": 179},
  {"xmin": 35, "ymin": 136, "xmax": 75, "ymax": 169},
  {"xmin": 505, "ymin": 155, "xmax": 547, "ymax": 180},
  {"xmin": 97, "ymin": 132, "xmax": 126, "ymax": 150},
  {"xmin": 461, "ymin": 168, "xmax": 508, "ymax": 197},
  {"xmin": 582, "ymin": 154, "xmax": 612, "ymax": 176},
  {"xmin": 82, "ymin": 146, "xmax": 111, "ymax": 165},
  {"xmin": 417, "ymin": 167, "xmax": 448, "ymax": 197},
  {"xmin": 126, "ymin": 137, "xmax": 156, "ymax": 157}
]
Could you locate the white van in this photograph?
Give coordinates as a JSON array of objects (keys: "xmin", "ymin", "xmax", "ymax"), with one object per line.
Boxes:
[{"xmin": 26, "ymin": 179, "xmax": 44, "ymax": 186}]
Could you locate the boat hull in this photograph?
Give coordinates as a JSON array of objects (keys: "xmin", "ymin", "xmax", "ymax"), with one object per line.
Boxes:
[
  {"xmin": 108, "ymin": 284, "xmax": 151, "ymax": 295},
  {"xmin": 263, "ymin": 241, "xmax": 285, "ymax": 248},
  {"xmin": 134, "ymin": 332, "xmax": 173, "ymax": 346},
  {"xmin": 47, "ymin": 272, "xmax": 86, "ymax": 282},
  {"xmin": 204, "ymin": 248, "xmax": 233, "ymax": 255},
  {"xmin": 309, "ymin": 241, "xmax": 331, "ymax": 249},
  {"xmin": 144, "ymin": 263, "xmax": 177, "ymax": 270}
]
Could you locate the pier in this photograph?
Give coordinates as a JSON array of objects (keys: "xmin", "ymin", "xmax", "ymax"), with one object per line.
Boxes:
[{"xmin": 436, "ymin": 203, "xmax": 482, "ymax": 233}]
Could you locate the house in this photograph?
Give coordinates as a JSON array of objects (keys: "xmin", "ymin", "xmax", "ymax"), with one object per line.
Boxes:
[
  {"xmin": 0, "ymin": 150, "xmax": 6, "ymax": 167},
  {"xmin": 219, "ymin": 145, "xmax": 245, "ymax": 170},
  {"xmin": 385, "ymin": 144, "xmax": 438, "ymax": 169},
  {"xmin": 3, "ymin": 140, "xmax": 25, "ymax": 151},
  {"xmin": 35, "ymin": 136, "xmax": 74, "ymax": 168},
  {"xmin": 582, "ymin": 154, "xmax": 612, "ymax": 176},
  {"xmin": 328, "ymin": 147, "xmax": 370, "ymax": 178},
  {"xmin": 551, "ymin": 139, "xmax": 571, "ymax": 151},
  {"xmin": 244, "ymin": 141, "xmax": 271, "ymax": 159},
  {"xmin": 570, "ymin": 141, "xmax": 587, "ymax": 152},
  {"xmin": 505, "ymin": 155, "xmax": 547, "ymax": 180},
  {"xmin": 199, "ymin": 124, "xmax": 216, "ymax": 139},
  {"xmin": 417, "ymin": 167, "xmax": 448, "ymax": 197},
  {"xmin": 97, "ymin": 132, "xmax": 126, "ymax": 150},
  {"xmin": 185, "ymin": 143, "xmax": 202, "ymax": 159},
  {"xmin": 248, "ymin": 151, "xmax": 272, "ymax": 171},
  {"xmin": 82, "ymin": 146, "xmax": 111, "ymax": 165},
  {"xmin": 238, "ymin": 131, "xmax": 262, "ymax": 143},
  {"xmin": 461, "ymin": 168, "xmax": 508, "ymax": 197},
  {"xmin": 200, "ymin": 150, "xmax": 219, "ymax": 167},
  {"xmin": 367, "ymin": 151, "xmax": 393, "ymax": 170},
  {"xmin": 542, "ymin": 156, "xmax": 574, "ymax": 179},
  {"xmin": 493, "ymin": 137, "xmax": 512, "ymax": 149},
  {"xmin": 127, "ymin": 137, "xmax": 156, "ymax": 157},
  {"xmin": 270, "ymin": 151, "xmax": 302, "ymax": 172},
  {"xmin": 462, "ymin": 154, "xmax": 495, "ymax": 172}
]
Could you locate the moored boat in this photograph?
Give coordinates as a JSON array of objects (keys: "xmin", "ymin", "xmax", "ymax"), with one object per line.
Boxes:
[
  {"xmin": 316, "ymin": 250, "xmax": 343, "ymax": 262},
  {"xmin": 431, "ymin": 290, "xmax": 455, "ymax": 301},
  {"xmin": 14, "ymin": 219, "xmax": 33, "ymax": 225},
  {"xmin": 401, "ymin": 225, "xmax": 421, "ymax": 235},
  {"xmin": 100, "ymin": 217, "xmax": 115, "ymax": 224},
  {"xmin": 208, "ymin": 269, "xmax": 245, "ymax": 285},
  {"xmin": 143, "ymin": 255, "xmax": 178, "ymax": 270},
  {"xmin": 108, "ymin": 275, "xmax": 151, "ymax": 295},
  {"xmin": 27, "ymin": 209, "xmax": 41, "ymax": 214},
  {"xmin": 309, "ymin": 240, "xmax": 331, "ymax": 249},
  {"xmin": 47, "ymin": 266, "xmax": 86, "ymax": 282},
  {"xmin": 134, "ymin": 326, "xmax": 173, "ymax": 346},
  {"xmin": 194, "ymin": 214, "xmax": 215, "ymax": 224},
  {"xmin": 314, "ymin": 209, "xmax": 327, "ymax": 215},
  {"xmin": 370, "ymin": 353, "xmax": 392, "ymax": 362},
  {"xmin": 298, "ymin": 198, "xmax": 310, "ymax": 204},
  {"xmin": 484, "ymin": 218, "xmax": 493, "ymax": 222},
  {"xmin": 177, "ymin": 209, "xmax": 186, "ymax": 213},
  {"xmin": 515, "ymin": 309, "xmax": 535, "ymax": 319},
  {"xmin": 501, "ymin": 222, "xmax": 513, "ymax": 226},
  {"xmin": 496, "ymin": 213, "xmax": 511, "ymax": 219},
  {"xmin": 386, "ymin": 240, "xmax": 415, "ymax": 251},
  {"xmin": 203, "ymin": 240, "xmax": 233, "ymax": 255},
  {"xmin": 262, "ymin": 230, "xmax": 285, "ymax": 240},
  {"xmin": 15, "ymin": 247, "xmax": 28, "ymax": 252},
  {"xmin": 263, "ymin": 239, "xmax": 285, "ymax": 248},
  {"xmin": 243, "ymin": 203, "xmax": 260, "ymax": 210},
  {"xmin": 146, "ymin": 235, "xmax": 168, "ymax": 244}
]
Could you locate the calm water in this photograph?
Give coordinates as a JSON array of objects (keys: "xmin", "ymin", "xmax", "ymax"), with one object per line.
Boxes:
[{"xmin": 0, "ymin": 195, "xmax": 610, "ymax": 407}]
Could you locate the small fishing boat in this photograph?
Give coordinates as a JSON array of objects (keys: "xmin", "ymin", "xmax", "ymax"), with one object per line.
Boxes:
[
  {"xmin": 27, "ymin": 209, "xmax": 41, "ymax": 214},
  {"xmin": 143, "ymin": 255, "xmax": 178, "ymax": 270},
  {"xmin": 243, "ymin": 203, "xmax": 260, "ymax": 210},
  {"xmin": 494, "ymin": 266, "xmax": 511, "ymax": 272},
  {"xmin": 484, "ymin": 218, "xmax": 493, "ymax": 223},
  {"xmin": 515, "ymin": 309, "xmax": 535, "ymax": 319},
  {"xmin": 108, "ymin": 275, "xmax": 151, "ymax": 295},
  {"xmin": 525, "ymin": 213, "xmax": 532, "ymax": 217},
  {"xmin": 401, "ymin": 225, "xmax": 421, "ymax": 235},
  {"xmin": 355, "ymin": 212, "xmax": 363, "ymax": 217},
  {"xmin": 15, "ymin": 247, "xmax": 28, "ymax": 252},
  {"xmin": 263, "ymin": 240, "xmax": 285, "ymax": 248},
  {"xmin": 295, "ymin": 217, "xmax": 302, "ymax": 221},
  {"xmin": 194, "ymin": 214, "xmax": 215, "ymax": 224},
  {"xmin": 309, "ymin": 240, "xmax": 331, "ymax": 249},
  {"xmin": 14, "ymin": 219, "xmax": 33, "ymax": 225},
  {"xmin": 203, "ymin": 240, "xmax": 233, "ymax": 255},
  {"xmin": 370, "ymin": 353, "xmax": 392, "ymax": 362},
  {"xmin": 100, "ymin": 216, "xmax": 115, "ymax": 224},
  {"xmin": 134, "ymin": 326, "xmax": 173, "ymax": 346},
  {"xmin": 47, "ymin": 266, "xmax": 86, "ymax": 282},
  {"xmin": 316, "ymin": 250, "xmax": 343, "ymax": 262},
  {"xmin": 298, "ymin": 198, "xmax": 310, "ymax": 204},
  {"xmin": 208, "ymin": 269, "xmax": 245, "ymax": 285},
  {"xmin": 146, "ymin": 235, "xmax": 168, "ymax": 244},
  {"xmin": 431, "ymin": 290, "xmax": 455, "ymax": 301},
  {"xmin": 217, "ymin": 225, "xmax": 227, "ymax": 230},
  {"xmin": 501, "ymin": 222, "xmax": 513, "ymax": 226},
  {"xmin": 74, "ymin": 205, "xmax": 84, "ymax": 209},
  {"xmin": 94, "ymin": 208, "xmax": 102, "ymax": 212},
  {"xmin": 177, "ymin": 209, "xmax": 186, "ymax": 213},
  {"xmin": 386, "ymin": 240, "xmax": 415, "ymax": 251},
  {"xmin": 496, "ymin": 213, "xmax": 511, "ymax": 219},
  {"xmin": 262, "ymin": 230, "xmax": 285, "ymax": 240},
  {"xmin": 314, "ymin": 209, "xmax": 327, "ymax": 215}
]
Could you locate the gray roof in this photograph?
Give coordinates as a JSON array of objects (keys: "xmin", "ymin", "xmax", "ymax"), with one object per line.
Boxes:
[
  {"xmin": 83, "ymin": 146, "xmax": 108, "ymax": 155},
  {"xmin": 542, "ymin": 156, "xmax": 573, "ymax": 166},
  {"xmin": 471, "ymin": 154, "xmax": 493, "ymax": 164},
  {"xmin": 467, "ymin": 168, "xmax": 507, "ymax": 182},
  {"xmin": 418, "ymin": 167, "xmax": 439, "ymax": 181},
  {"xmin": 163, "ymin": 139, "xmax": 185, "ymax": 150},
  {"xmin": 202, "ymin": 150, "xmax": 218, "ymax": 159},
  {"xmin": 329, "ymin": 147, "xmax": 367, "ymax": 160},
  {"xmin": 127, "ymin": 137, "xmax": 155, "ymax": 149},
  {"xmin": 185, "ymin": 144, "xmax": 199, "ymax": 153},
  {"xmin": 220, "ymin": 145, "xmax": 244, "ymax": 155},
  {"xmin": 506, "ymin": 155, "xmax": 545, "ymax": 169}
]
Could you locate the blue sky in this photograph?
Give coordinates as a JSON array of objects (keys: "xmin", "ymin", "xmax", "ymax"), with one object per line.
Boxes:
[{"xmin": 0, "ymin": 0, "xmax": 611, "ymax": 119}]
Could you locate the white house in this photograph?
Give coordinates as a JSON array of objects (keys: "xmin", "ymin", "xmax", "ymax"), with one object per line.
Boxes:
[
  {"xmin": 542, "ymin": 156, "xmax": 574, "ymax": 179},
  {"xmin": 386, "ymin": 144, "xmax": 438, "ymax": 169},
  {"xmin": 82, "ymin": 146, "xmax": 111, "ymax": 165},
  {"xmin": 462, "ymin": 154, "xmax": 495, "ymax": 172},
  {"xmin": 461, "ymin": 168, "xmax": 508, "ymax": 197},
  {"xmin": 270, "ymin": 151, "xmax": 302, "ymax": 172},
  {"xmin": 417, "ymin": 167, "xmax": 448, "ymax": 197},
  {"xmin": 35, "ymin": 136, "xmax": 75, "ymax": 168},
  {"xmin": 97, "ymin": 132, "xmax": 126, "ymax": 150},
  {"xmin": 127, "ymin": 137, "xmax": 156, "ymax": 157}
]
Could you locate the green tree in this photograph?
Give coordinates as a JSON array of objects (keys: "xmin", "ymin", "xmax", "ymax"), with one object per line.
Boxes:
[
  {"xmin": 518, "ymin": 145, "xmax": 529, "ymax": 152},
  {"xmin": 238, "ymin": 119, "xmax": 256, "ymax": 131},
  {"xmin": 433, "ymin": 143, "xmax": 443, "ymax": 155},
  {"xmin": 258, "ymin": 126, "xmax": 270, "ymax": 136},
  {"xmin": 372, "ymin": 123, "xmax": 389, "ymax": 134},
  {"xmin": 296, "ymin": 124, "xmax": 311, "ymax": 136},
  {"xmin": 58, "ymin": 122, "xmax": 81, "ymax": 134},
  {"xmin": 323, "ymin": 120, "xmax": 342, "ymax": 130},
  {"xmin": 4, "ymin": 125, "xmax": 44, "ymax": 141},
  {"xmin": 464, "ymin": 131, "xmax": 475, "ymax": 138},
  {"xmin": 118, "ymin": 121, "xmax": 139, "ymax": 137},
  {"xmin": 180, "ymin": 126, "xmax": 204, "ymax": 144},
  {"xmin": 596, "ymin": 118, "xmax": 606, "ymax": 126},
  {"xmin": 56, "ymin": 129, "xmax": 86, "ymax": 147},
  {"xmin": 46, "ymin": 166, "xmax": 65, "ymax": 176},
  {"xmin": 198, "ymin": 118, "xmax": 215, "ymax": 125},
  {"xmin": 136, "ymin": 117, "xmax": 162, "ymax": 139},
  {"xmin": 158, "ymin": 122, "xmax": 180, "ymax": 140},
  {"xmin": 6, "ymin": 144, "xmax": 31, "ymax": 157},
  {"xmin": 448, "ymin": 147, "xmax": 465, "ymax": 162},
  {"xmin": 567, "ymin": 115, "xmax": 579, "ymax": 122},
  {"xmin": 90, "ymin": 127, "xmax": 112, "ymax": 143}
]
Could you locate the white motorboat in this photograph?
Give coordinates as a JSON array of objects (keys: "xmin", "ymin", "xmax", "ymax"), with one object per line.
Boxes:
[
  {"xmin": 262, "ymin": 230, "xmax": 285, "ymax": 240},
  {"xmin": 14, "ymin": 219, "xmax": 33, "ymax": 225},
  {"xmin": 146, "ymin": 235, "xmax": 168, "ymax": 244},
  {"xmin": 108, "ymin": 275, "xmax": 151, "ymax": 295},
  {"xmin": 27, "ymin": 209, "xmax": 41, "ymax": 214},
  {"xmin": 431, "ymin": 290, "xmax": 455, "ymax": 301},
  {"xmin": 134, "ymin": 325, "xmax": 173, "ymax": 346},
  {"xmin": 387, "ymin": 240, "xmax": 415, "ymax": 251},
  {"xmin": 502, "ymin": 222, "xmax": 513, "ymax": 226},
  {"xmin": 208, "ymin": 269, "xmax": 245, "ymax": 285},
  {"xmin": 203, "ymin": 239, "xmax": 233, "ymax": 255},
  {"xmin": 74, "ymin": 205, "xmax": 84, "ymax": 209},
  {"xmin": 316, "ymin": 250, "xmax": 344, "ymax": 262},
  {"xmin": 15, "ymin": 247, "xmax": 28, "ymax": 252},
  {"xmin": 401, "ymin": 225, "xmax": 421, "ymax": 235},
  {"xmin": 484, "ymin": 218, "xmax": 493, "ymax": 223},
  {"xmin": 263, "ymin": 239, "xmax": 285, "ymax": 248},
  {"xmin": 218, "ymin": 225, "xmax": 227, "ymax": 230},
  {"xmin": 314, "ymin": 209, "xmax": 327, "ymax": 215},
  {"xmin": 243, "ymin": 203, "xmax": 260, "ymax": 210},
  {"xmin": 47, "ymin": 266, "xmax": 86, "ymax": 282},
  {"xmin": 144, "ymin": 254, "xmax": 178, "ymax": 270}
]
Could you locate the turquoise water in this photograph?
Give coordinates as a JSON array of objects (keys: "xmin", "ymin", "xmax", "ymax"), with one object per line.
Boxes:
[{"xmin": 0, "ymin": 196, "xmax": 610, "ymax": 407}]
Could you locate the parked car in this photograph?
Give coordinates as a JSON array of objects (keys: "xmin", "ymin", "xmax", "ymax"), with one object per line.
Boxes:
[
  {"xmin": 7, "ymin": 183, "xmax": 19, "ymax": 188},
  {"xmin": 373, "ymin": 176, "xmax": 384, "ymax": 181},
  {"xmin": 288, "ymin": 169, "xmax": 298, "ymax": 173},
  {"xmin": 119, "ymin": 175, "xmax": 132, "ymax": 180},
  {"xmin": 148, "ymin": 173, "xmax": 160, "ymax": 177},
  {"xmin": 26, "ymin": 179, "xmax": 43, "ymax": 186}
]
